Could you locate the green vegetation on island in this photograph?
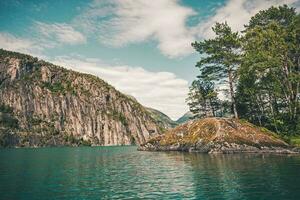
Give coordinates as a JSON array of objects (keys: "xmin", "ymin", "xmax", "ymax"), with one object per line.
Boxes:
[
  {"xmin": 140, "ymin": 5, "xmax": 300, "ymax": 152},
  {"xmin": 187, "ymin": 5, "xmax": 299, "ymax": 140}
]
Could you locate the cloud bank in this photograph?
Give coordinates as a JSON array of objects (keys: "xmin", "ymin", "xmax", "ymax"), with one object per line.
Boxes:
[
  {"xmin": 0, "ymin": 32, "xmax": 45, "ymax": 58},
  {"xmin": 75, "ymin": 0, "xmax": 196, "ymax": 58},
  {"xmin": 197, "ymin": 0, "xmax": 299, "ymax": 38},
  {"xmin": 35, "ymin": 22, "xmax": 86, "ymax": 45},
  {"xmin": 75, "ymin": 0, "xmax": 299, "ymax": 57}
]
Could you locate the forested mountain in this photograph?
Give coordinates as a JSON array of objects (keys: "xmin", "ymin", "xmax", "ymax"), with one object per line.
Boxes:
[
  {"xmin": 0, "ymin": 49, "xmax": 161, "ymax": 147},
  {"xmin": 145, "ymin": 107, "xmax": 178, "ymax": 129},
  {"xmin": 176, "ymin": 111, "xmax": 194, "ymax": 124},
  {"xmin": 126, "ymin": 95, "xmax": 178, "ymax": 129}
]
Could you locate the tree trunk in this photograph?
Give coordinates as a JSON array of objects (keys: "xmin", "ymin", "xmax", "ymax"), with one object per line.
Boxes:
[
  {"xmin": 209, "ymin": 98, "xmax": 216, "ymax": 117},
  {"xmin": 228, "ymin": 70, "xmax": 238, "ymax": 119}
]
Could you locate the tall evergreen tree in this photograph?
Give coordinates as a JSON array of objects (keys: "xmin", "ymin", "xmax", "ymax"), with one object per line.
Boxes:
[
  {"xmin": 237, "ymin": 5, "xmax": 300, "ymax": 134},
  {"xmin": 186, "ymin": 79, "xmax": 218, "ymax": 118},
  {"xmin": 192, "ymin": 22, "xmax": 241, "ymax": 118}
]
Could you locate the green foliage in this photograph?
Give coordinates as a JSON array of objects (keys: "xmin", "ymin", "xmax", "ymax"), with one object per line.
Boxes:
[
  {"xmin": 176, "ymin": 112, "xmax": 194, "ymax": 124},
  {"xmin": 80, "ymin": 139, "xmax": 92, "ymax": 146},
  {"xmin": 245, "ymin": 5, "xmax": 296, "ymax": 29},
  {"xmin": 0, "ymin": 129, "xmax": 17, "ymax": 147},
  {"xmin": 146, "ymin": 107, "xmax": 178, "ymax": 128},
  {"xmin": 40, "ymin": 80, "xmax": 77, "ymax": 95},
  {"xmin": 111, "ymin": 110, "xmax": 128, "ymax": 127},
  {"xmin": 237, "ymin": 5, "xmax": 299, "ymax": 135},
  {"xmin": 0, "ymin": 105, "xmax": 18, "ymax": 129},
  {"xmin": 0, "ymin": 104, "xmax": 13, "ymax": 113},
  {"xmin": 186, "ymin": 78, "xmax": 220, "ymax": 118},
  {"xmin": 0, "ymin": 113, "xmax": 19, "ymax": 128},
  {"xmin": 289, "ymin": 136, "xmax": 300, "ymax": 147},
  {"xmin": 64, "ymin": 135, "xmax": 91, "ymax": 146},
  {"xmin": 42, "ymin": 82, "xmax": 65, "ymax": 93},
  {"xmin": 192, "ymin": 22, "xmax": 241, "ymax": 118},
  {"xmin": 64, "ymin": 134, "xmax": 77, "ymax": 144},
  {"xmin": 28, "ymin": 117, "xmax": 43, "ymax": 126},
  {"xmin": 191, "ymin": 5, "xmax": 299, "ymax": 136}
]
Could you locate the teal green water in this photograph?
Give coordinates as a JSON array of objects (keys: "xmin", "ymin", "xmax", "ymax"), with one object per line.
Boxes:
[{"xmin": 0, "ymin": 146, "xmax": 300, "ymax": 200}]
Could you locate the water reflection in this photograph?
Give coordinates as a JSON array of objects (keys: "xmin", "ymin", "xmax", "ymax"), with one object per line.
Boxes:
[
  {"xmin": 0, "ymin": 147, "xmax": 300, "ymax": 200},
  {"xmin": 162, "ymin": 152, "xmax": 300, "ymax": 200}
]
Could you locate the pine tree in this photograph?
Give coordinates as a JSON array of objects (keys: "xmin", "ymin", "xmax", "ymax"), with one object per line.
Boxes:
[
  {"xmin": 186, "ymin": 79, "xmax": 218, "ymax": 118},
  {"xmin": 192, "ymin": 22, "xmax": 241, "ymax": 118},
  {"xmin": 237, "ymin": 5, "xmax": 300, "ymax": 134}
]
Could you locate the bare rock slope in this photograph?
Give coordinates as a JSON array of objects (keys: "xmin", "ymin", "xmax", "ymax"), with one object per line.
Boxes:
[
  {"xmin": 139, "ymin": 118, "xmax": 298, "ymax": 154},
  {"xmin": 0, "ymin": 49, "xmax": 161, "ymax": 147}
]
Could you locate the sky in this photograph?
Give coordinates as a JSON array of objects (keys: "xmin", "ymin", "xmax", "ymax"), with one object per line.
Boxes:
[{"xmin": 0, "ymin": 0, "xmax": 299, "ymax": 120}]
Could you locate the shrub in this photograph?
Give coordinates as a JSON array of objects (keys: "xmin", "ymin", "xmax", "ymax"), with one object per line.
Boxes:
[
  {"xmin": 0, "ymin": 113, "xmax": 19, "ymax": 128},
  {"xmin": 0, "ymin": 104, "xmax": 13, "ymax": 113}
]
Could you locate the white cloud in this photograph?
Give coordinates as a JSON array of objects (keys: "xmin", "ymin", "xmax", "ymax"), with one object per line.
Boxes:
[
  {"xmin": 75, "ymin": 0, "xmax": 300, "ymax": 57},
  {"xmin": 51, "ymin": 55, "xmax": 189, "ymax": 120},
  {"xmin": 0, "ymin": 32, "xmax": 44, "ymax": 57},
  {"xmin": 0, "ymin": 23, "xmax": 86, "ymax": 56},
  {"xmin": 35, "ymin": 22, "xmax": 86, "ymax": 45},
  {"xmin": 197, "ymin": 0, "xmax": 299, "ymax": 38},
  {"xmin": 0, "ymin": 22, "xmax": 86, "ymax": 56},
  {"xmin": 75, "ymin": 0, "xmax": 196, "ymax": 58}
]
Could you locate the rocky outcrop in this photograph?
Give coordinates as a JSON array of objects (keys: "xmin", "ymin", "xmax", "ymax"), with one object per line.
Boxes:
[
  {"xmin": 139, "ymin": 117, "xmax": 299, "ymax": 154},
  {"xmin": 0, "ymin": 49, "xmax": 161, "ymax": 147}
]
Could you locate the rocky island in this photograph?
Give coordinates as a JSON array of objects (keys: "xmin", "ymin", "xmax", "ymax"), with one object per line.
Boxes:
[{"xmin": 139, "ymin": 118, "xmax": 299, "ymax": 154}]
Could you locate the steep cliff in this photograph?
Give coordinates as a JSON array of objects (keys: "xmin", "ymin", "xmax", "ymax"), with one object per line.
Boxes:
[{"xmin": 0, "ymin": 49, "xmax": 161, "ymax": 147}]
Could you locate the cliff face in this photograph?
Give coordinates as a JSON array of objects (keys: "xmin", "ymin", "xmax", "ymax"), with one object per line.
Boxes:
[
  {"xmin": 139, "ymin": 118, "xmax": 298, "ymax": 154},
  {"xmin": 0, "ymin": 49, "xmax": 161, "ymax": 147}
]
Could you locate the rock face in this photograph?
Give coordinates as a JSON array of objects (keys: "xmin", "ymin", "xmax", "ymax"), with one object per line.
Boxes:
[
  {"xmin": 0, "ymin": 49, "xmax": 161, "ymax": 147},
  {"xmin": 145, "ymin": 107, "xmax": 178, "ymax": 130},
  {"xmin": 139, "ymin": 118, "xmax": 298, "ymax": 154}
]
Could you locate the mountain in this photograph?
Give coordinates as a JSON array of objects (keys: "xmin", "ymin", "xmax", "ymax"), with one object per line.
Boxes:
[
  {"xmin": 139, "ymin": 118, "xmax": 298, "ymax": 154},
  {"xmin": 145, "ymin": 107, "xmax": 178, "ymax": 129},
  {"xmin": 176, "ymin": 111, "xmax": 194, "ymax": 124},
  {"xmin": 0, "ymin": 49, "xmax": 161, "ymax": 147}
]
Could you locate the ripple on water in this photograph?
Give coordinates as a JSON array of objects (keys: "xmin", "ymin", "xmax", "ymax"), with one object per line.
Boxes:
[{"xmin": 0, "ymin": 146, "xmax": 300, "ymax": 199}]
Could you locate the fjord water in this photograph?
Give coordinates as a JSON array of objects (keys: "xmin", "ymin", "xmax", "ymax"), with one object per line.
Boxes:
[{"xmin": 0, "ymin": 146, "xmax": 300, "ymax": 200}]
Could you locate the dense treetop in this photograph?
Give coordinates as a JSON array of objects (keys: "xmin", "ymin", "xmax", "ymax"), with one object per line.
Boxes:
[{"xmin": 189, "ymin": 5, "xmax": 299, "ymax": 137}]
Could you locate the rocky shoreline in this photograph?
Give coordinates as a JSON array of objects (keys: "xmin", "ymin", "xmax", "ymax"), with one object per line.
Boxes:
[
  {"xmin": 138, "ymin": 142, "xmax": 300, "ymax": 154},
  {"xmin": 138, "ymin": 118, "xmax": 300, "ymax": 154}
]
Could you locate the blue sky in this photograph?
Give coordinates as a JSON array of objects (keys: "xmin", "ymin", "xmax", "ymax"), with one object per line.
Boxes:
[{"xmin": 0, "ymin": 0, "xmax": 299, "ymax": 119}]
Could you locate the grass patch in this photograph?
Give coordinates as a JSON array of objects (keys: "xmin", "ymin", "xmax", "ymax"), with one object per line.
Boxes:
[
  {"xmin": 111, "ymin": 110, "xmax": 128, "ymax": 127},
  {"xmin": 42, "ymin": 82, "xmax": 65, "ymax": 93},
  {"xmin": 289, "ymin": 136, "xmax": 300, "ymax": 147}
]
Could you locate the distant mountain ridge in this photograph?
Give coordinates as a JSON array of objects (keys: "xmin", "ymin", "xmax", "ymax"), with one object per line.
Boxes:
[
  {"xmin": 145, "ymin": 107, "xmax": 178, "ymax": 129},
  {"xmin": 176, "ymin": 111, "xmax": 194, "ymax": 124},
  {"xmin": 0, "ymin": 49, "xmax": 161, "ymax": 147}
]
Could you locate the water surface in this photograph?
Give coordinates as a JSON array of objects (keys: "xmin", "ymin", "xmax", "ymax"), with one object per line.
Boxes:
[{"xmin": 0, "ymin": 146, "xmax": 300, "ymax": 199}]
